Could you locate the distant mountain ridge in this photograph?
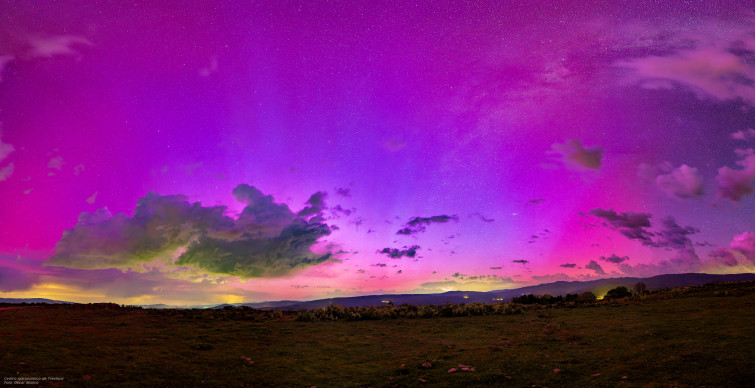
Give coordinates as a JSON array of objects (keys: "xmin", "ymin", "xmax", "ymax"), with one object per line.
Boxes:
[
  {"xmin": 219, "ymin": 273, "xmax": 755, "ymax": 311},
  {"xmin": 2, "ymin": 273, "xmax": 753, "ymax": 309},
  {"xmin": 0, "ymin": 297, "xmax": 74, "ymax": 304}
]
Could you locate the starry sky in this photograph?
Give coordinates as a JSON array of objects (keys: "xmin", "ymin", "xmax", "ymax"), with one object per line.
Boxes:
[{"xmin": 1, "ymin": 1, "xmax": 755, "ymax": 305}]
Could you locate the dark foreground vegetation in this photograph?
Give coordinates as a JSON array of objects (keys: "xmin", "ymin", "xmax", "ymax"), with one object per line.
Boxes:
[{"xmin": 1, "ymin": 281, "xmax": 754, "ymax": 387}]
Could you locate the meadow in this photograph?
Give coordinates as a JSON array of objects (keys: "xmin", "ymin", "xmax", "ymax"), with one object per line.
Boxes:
[{"xmin": 1, "ymin": 282, "xmax": 754, "ymax": 387}]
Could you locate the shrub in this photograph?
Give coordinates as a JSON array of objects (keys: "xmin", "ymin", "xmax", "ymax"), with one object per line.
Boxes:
[
  {"xmin": 605, "ymin": 286, "xmax": 632, "ymax": 300},
  {"xmin": 577, "ymin": 291, "xmax": 597, "ymax": 303}
]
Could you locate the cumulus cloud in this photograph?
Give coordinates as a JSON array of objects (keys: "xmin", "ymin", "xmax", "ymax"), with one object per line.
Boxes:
[
  {"xmin": 396, "ymin": 215, "xmax": 458, "ymax": 235},
  {"xmin": 710, "ymin": 231, "xmax": 755, "ymax": 267},
  {"xmin": 378, "ymin": 245, "xmax": 420, "ymax": 259},
  {"xmin": 550, "ymin": 140, "xmax": 604, "ymax": 171},
  {"xmin": 559, "ymin": 263, "xmax": 577, "ymax": 268},
  {"xmin": 47, "ymin": 184, "xmax": 334, "ymax": 278},
  {"xmin": 716, "ymin": 149, "xmax": 755, "ymax": 201},
  {"xmin": 585, "ymin": 260, "xmax": 606, "ymax": 275},
  {"xmin": 655, "ymin": 164, "xmax": 704, "ymax": 199},
  {"xmin": 732, "ymin": 128, "xmax": 755, "ymax": 141},
  {"xmin": 600, "ymin": 254, "xmax": 629, "ymax": 264}
]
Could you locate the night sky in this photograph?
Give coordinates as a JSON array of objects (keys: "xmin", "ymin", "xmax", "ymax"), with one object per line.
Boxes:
[{"xmin": 1, "ymin": 1, "xmax": 754, "ymax": 305}]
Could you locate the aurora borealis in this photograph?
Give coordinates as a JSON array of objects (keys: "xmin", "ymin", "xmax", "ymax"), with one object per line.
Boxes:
[{"xmin": 1, "ymin": 1, "xmax": 754, "ymax": 305}]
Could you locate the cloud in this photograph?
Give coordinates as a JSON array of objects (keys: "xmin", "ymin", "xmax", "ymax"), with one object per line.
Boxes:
[
  {"xmin": 600, "ymin": 254, "xmax": 629, "ymax": 264},
  {"xmin": 372, "ymin": 263, "xmax": 387, "ymax": 267},
  {"xmin": 470, "ymin": 212, "xmax": 494, "ymax": 223},
  {"xmin": 86, "ymin": 191, "xmax": 98, "ymax": 205},
  {"xmin": 589, "ymin": 208, "xmax": 653, "ymax": 245},
  {"xmin": 590, "ymin": 209, "xmax": 700, "ymax": 254},
  {"xmin": 396, "ymin": 215, "xmax": 458, "ymax": 235},
  {"xmin": 654, "ymin": 217, "xmax": 699, "ymax": 250},
  {"xmin": 655, "ymin": 164, "xmax": 704, "ymax": 199},
  {"xmin": 716, "ymin": 149, "xmax": 755, "ymax": 201},
  {"xmin": 0, "ymin": 263, "xmax": 36, "ymax": 292},
  {"xmin": 512, "ymin": 259, "xmax": 529, "ymax": 264},
  {"xmin": 732, "ymin": 128, "xmax": 755, "ymax": 141},
  {"xmin": 550, "ymin": 140, "xmax": 604, "ymax": 171},
  {"xmin": 1, "ymin": 35, "xmax": 91, "ymax": 82},
  {"xmin": 47, "ymin": 184, "xmax": 334, "ymax": 278},
  {"xmin": 710, "ymin": 231, "xmax": 755, "ymax": 267},
  {"xmin": 617, "ymin": 37, "xmax": 755, "ymax": 105},
  {"xmin": 378, "ymin": 245, "xmax": 420, "ymax": 259},
  {"xmin": 0, "ymin": 131, "xmax": 14, "ymax": 163},
  {"xmin": 297, "ymin": 191, "xmax": 327, "ymax": 219},
  {"xmin": 28, "ymin": 35, "xmax": 92, "ymax": 58},
  {"xmin": 335, "ymin": 187, "xmax": 351, "ymax": 197},
  {"xmin": 585, "ymin": 260, "xmax": 606, "ymax": 275},
  {"xmin": 47, "ymin": 156, "xmax": 64, "ymax": 170},
  {"xmin": 416, "ymin": 274, "xmax": 517, "ymax": 292},
  {"xmin": 0, "ymin": 163, "xmax": 14, "ymax": 181},
  {"xmin": 559, "ymin": 263, "xmax": 577, "ymax": 268},
  {"xmin": 383, "ymin": 139, "xmax": 406, "ymax": 152}
]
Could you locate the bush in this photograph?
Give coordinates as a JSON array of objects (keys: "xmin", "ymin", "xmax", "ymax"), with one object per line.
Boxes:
[
  {"xmin": 605, "ymin": 286, "xmax": 632, "ymax": 300},
  {"xmin": 577, "ymin": 291, "xmax": 597, "ymax": 303}
]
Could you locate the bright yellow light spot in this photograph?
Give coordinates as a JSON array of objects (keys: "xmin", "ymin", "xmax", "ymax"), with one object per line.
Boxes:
[
  {"xmin": 463, "ymin": 295, "xmax": 469, "ymax": 299},
  {"xmin": 218, "ymin": 294, "xmax": 244, "ymax": 304}
]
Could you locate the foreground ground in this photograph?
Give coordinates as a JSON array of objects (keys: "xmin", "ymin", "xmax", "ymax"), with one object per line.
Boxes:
[{"xmin": 1, "ymin": 283, "xmax": 754, "ymax": 387}]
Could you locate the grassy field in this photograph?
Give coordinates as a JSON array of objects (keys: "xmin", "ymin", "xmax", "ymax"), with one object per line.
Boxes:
[{"xmin": 1, "ymin": 282, "xmax": 754, "ymax": 387}]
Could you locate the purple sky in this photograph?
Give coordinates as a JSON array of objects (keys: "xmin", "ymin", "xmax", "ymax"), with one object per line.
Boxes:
[{"xmin": 1, "ymin": 1, "xmax": 754, "ymax": 305}]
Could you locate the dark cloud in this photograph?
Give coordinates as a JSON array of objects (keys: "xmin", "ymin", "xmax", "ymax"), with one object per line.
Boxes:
[
  {"xmin": 396, "ymin": 215, "xmax": 458, "ymax": 235},
  {"xmin": 551, "ymin": 140, "xmax": 604, "ymax": 171},
  {"xmin": 600, "ymin": 254, "xmax": 629, "ymax": 264},
  {"xmin": 716, "ymin": 149, "xmax": 755, "ymax": 202},
  {"xmin": 589, "ymin": 208, "xmax": 654, "ymax": 245},
  {"xmin": 297, "ymin": 191, "xmax": 328, "ymax": 218},
  {"xmin": 585, "ymin": 260, "xmax": 606, "ymax": 275},
  {"xmin": 335, "ymin": 187, "xmax": 351, "ymax": 197},
  {"xmin": 470, "ymin": 212, "xmax": 495, "ymax": 222},
  {"xmin": 377, "ymin": 245, "xmax": 420, "ymax": 259},
  {"xmin": 527, "ymin": 198, "xmax": 544, "ymax": 205},
  {"xmin": 590, "ymin": 210, "xmax": 701, "ymax": 267},
  {"xmin": 48, "ymin": 185, "xmax": 333, "ymax": 278},
  {"xmin": 559, "ymin": 263, "xmax": 577, "ymax": 268},
  {"xmin": 372, "ymin": 263, "xmax": 387, "ymax": 267},
  {"xmin": 655, "ymin": 217, "xmax": 699, "ymax": 250},
  {"xmin": 490, "ymin": 266, "xmax": 502, "ymax": 270},
  {"xmin": 512, "ymin": 259, "xmax": 529, "ymax": 264}
]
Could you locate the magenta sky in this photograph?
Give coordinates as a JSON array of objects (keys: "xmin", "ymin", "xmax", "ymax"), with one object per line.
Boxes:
[{"xmin": 1, "ymin": 1, "xmax": 755, "ymax": 305}]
